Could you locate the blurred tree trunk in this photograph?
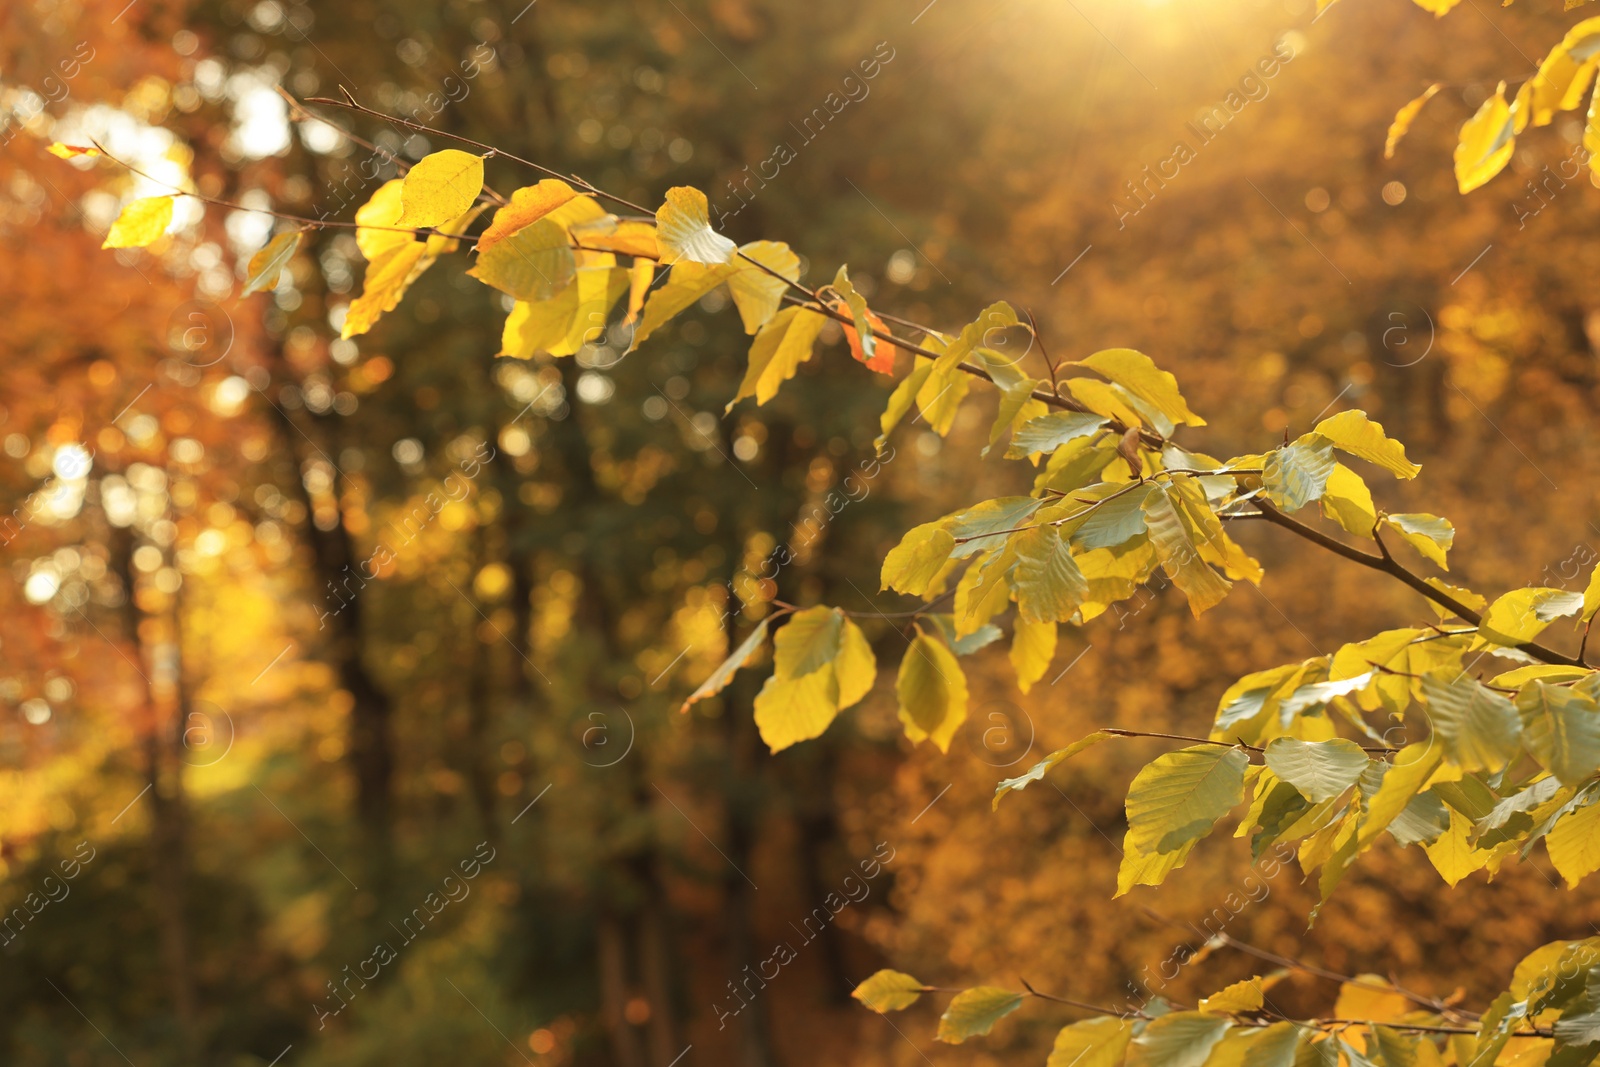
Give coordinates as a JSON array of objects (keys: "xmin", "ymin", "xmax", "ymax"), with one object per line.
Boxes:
[
  {"xmin": 263, "ymin": 355, "xmax": 396, "ymax": 862},
  {"xmin": 108, "ymin": 522, "xmax": 199, "ymax": 1059}
]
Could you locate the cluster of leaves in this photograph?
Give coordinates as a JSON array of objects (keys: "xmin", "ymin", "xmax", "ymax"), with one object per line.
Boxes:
[
  {"xmin": 853, "ymin": 935, "xmax": 1600, "ymax": 1067},
  {"xmin": 1382, "ymin": 12, "xmax": 1600, "ymax": 193},
  {"xmin": 70, "ymin": 68, "xmax": 1600, "ymax": 1067}
]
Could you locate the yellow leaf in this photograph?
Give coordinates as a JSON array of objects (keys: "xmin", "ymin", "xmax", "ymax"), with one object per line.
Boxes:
[
  {"xmin": 468, "ymin": 217, "xmax": 576, "ymax": 302},
  {"xmin": 1381, "ymin": 513, "xmax": 1454, "ymax": 570},
  {"xmin": 1200, "ymin": 975, "xmax": 1277, "ymax": 1014},
  {"xmin": 1423, "ymin": 808, "xmax": 1490, "ymax": 886},
  {"xmin": 570, "ymin": 214, "xmax": 662, "ymax": 260},
  {"xmin": 396, "ymin": 148, "xmax": 484, "ymax": 228},
  {"xmin": 896, "ymin": 633, "xmax": 968, "ymax": 752},
  {"xmin": 343, "ymin": 243, "xmax": 430, "ymax": 338},
  {"xmin": 1547, "ymin": 794, "xmax": 1600, "ymax": 886},
  {"xmin": 1385, "ymin": 83, "xmax": 1443, "ymax": 159},
  {"xmin": 624, "ymin": 257, "xmax": 656, "ymax": 326},
  {"xmin": 753, "ymin": 669, "xmax": 841, "ymax": 753},
  {"xmin": 500, "ymin": 286, "xmax": 580, "ymax": 359},
  {"xmin": 1411, "ymin": 0, "xmax": 1462, "ymax": 13},
  {"xmin": 1584, "ymin": 563, "xmax": 1600, "ymax": 621},
  {"xmin": 1073, "ymin": 348, "xmax": 1204, "ymax": 426},
  {"xmin": 354, "ymin": 179, "xmax": 412, "ymax": 261},
  {"xmin": 242, "ymin": 231, "xmax": 301, "ymax": 296},
  {"xmin": 345, "ymin": 200, "xmax": 478, "ymax": 339},
  {"xmin": 48, "ymin": 142, "xmax": 99, "ymax": 159},
  {"xmin": 728, "ymin": 305, "xmax": 827, "ymax": 410},
  {"xmin": 1334, "ymin": 977, "xmax": 1411, "ymax": 1053},
  {"xmin": 726, "ymin": 241, "xmax": 799, "ymax": 334},
  {"xmin": 1455, "ymin": 82, "xmax": 1518, "ymax": 194},
  {"xmin": 1481, "ymin": 587, "xmax": 1586, "ymax": 647},
  {"xmin": 478, "ymin": 179, "xmax": 582, "ymax": 252},
  {"xmin": 853, "ymin": 970, "xmax": 927, "ymax": 1013},
  {"xmin": 1313, "ymin": 410, "xmax": 1420, "ymax": 479},
  {"xmin": 102, "ymin": 195, "xmax": 174, "ymax": 249},
  {"xmin": 1527, "ymin": 18, "xmax": 1600, "ymax": 126},
  {"xmin": 680, "ymin": 619, "xmax": 770, "ymax": 713},
  {"xmin": 655, "ymin": 186, "xmax": 736, "ymax": 264},
  {"xmin": 834, "ymin": 617, "xmax": 877, "ymax": 709},
  {"xmin": 548, "ymin": 264, "xmax": 629, "ymax": 357},
  {"xmin": 630, "ymin": 260, "xmax": 742, "ymax": 350},
  {"xmin": 1010, "ymin": 617, "xmax": 1056, "ymax": 694}
]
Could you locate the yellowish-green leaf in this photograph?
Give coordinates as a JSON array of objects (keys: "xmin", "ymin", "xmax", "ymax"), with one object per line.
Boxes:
[
  {"xmin": 1481, "ymin": 588, "xmax": 1586, "ymax": 647},
  {"xmin": 1124, "ymin": 745, "xmax": 1249, "ymax": 858},
  {"xmin": 896, "ymin": 633, "xmax": 968, "ymax": 752},
  {"xmin": 242, "ymin": 231, "xmax": 301, "ymax": 296},
  {"xmin": 680, "ymin": 619, "xmax": 770, "ymax": 713},
  {"xmin": 1381, "ymin": 514, "xmax": 1454, "ymax": 570},
  {"xmin": 834, "ymin": 617, "xmax": 877, "ymax": 710},
  {"xmin": 629, "ymin": 259, "xmax": 742, "ymax": 350},
  {"xmin": 1013, "ymin": 525, "xmax": 1088, "ymax": 623},
  {"xmin": 1127, "ymin": 1012, "xmax": 1232, "ymax": 1067},
  {"xmin": 1073, "ymin": 348, "xmax": 1204, "ymax": 427},
  {"xmin": 1421, "ymin": 671, "xmax": 1522, "ymax": 773},
  {"xmin": 500, "ymin": 285, "xmax": 580, "ymax": 358},
  {"xmin": 1548, "ymin": 793, "xmax": 1600, "ymax": 886},
  {"xmin": 994, "ymin": 730, "xmax": 1115, "ymax": 808},
  {"xmin": 774, "ymin": 606, "xmax": 843, "ymax": 679},
  {"xmin": 882, "ymin": 521, "xmax": 958, "ymax": 598},
  {"xmin": 468, "ymin": 217, "xmax": 575, "ymax": 302},
  {"xmin": 1010, "ymin": 616, "xmax": 1057, "ymax": 695},
  {"xmin": 727, "ymin": 304, "xmax": 827, "ymax": 409},
  {"xmin": 1517, "ymin": 682, "xmax": 1600, "ymax": 786},
  {"xmin": 726, "ymin": 241, "xmax": 799, "ymax": 334},
  {"xmin": 936, "ymin": 987, "xmax": 1025, "ymax": 1044},
  {"xmin": 1263, "ymin": 436, "xmax": 1336, "ymax": 512},
  {"xmin": 753, "ymin": 668, "xmax": 840, "ymax": 753},
  {"xmin": 1264, "ymin": 738, "xmax": 1371, "ymax": 803},
  {"xmin": 852, "ymin": 970, "xmax": 927, "ymax": 1013},
  {"xmin": 876, "ymin": 359, "xmax": 934, "ymax": 451},
  {"xmin": 102, "ymin": 195, "xmax": 174, "ymax": 249},
  {"xmin": 397, "ymin": 148, "xmax": 484, "ymax": 228},
  {"xmin": 1201, "ymin": 975, "xmax": 1277, "ymax": 1014},
  {"xmin": 1312, "ymin": 411, "xmax": 1420, "ymax": 479},
  {"xmin": 655, "ymin": 186, "xmax": 736, "ymax": 264},
  {"xmin": 1047, "ymin": 1016, "xmax": 1134, "ymax": 1067},
  {"xmin": 1143, "ymin": 483, "xmax": 1231, "ymax": 616},
  {"xmin": 1007, "ymin": 411, "xmax": 1109, "ymax": 459}
]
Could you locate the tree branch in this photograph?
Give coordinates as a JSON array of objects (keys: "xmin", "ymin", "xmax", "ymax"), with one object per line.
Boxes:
[{"xmin": 1236, "ymin": 501, "xmax": 1582, "ymax": 668}]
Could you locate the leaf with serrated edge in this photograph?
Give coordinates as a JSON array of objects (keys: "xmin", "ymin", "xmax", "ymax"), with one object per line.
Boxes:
[
  {"xmin": 1123, "ymin": 746, "xmax": 1249, "ymax": 859},
  {"xmin": 936, "ymin": 987, "xmax": 1024, "ymax": 1044},
  {"xmin": 1312, "ymin": 411, "xmax": 1421, "ymax": 479},
  {"xmin": 1127, "ymin": 1012, "xmax": 1232, "ymax": 1067},
  {"xmin": 1073, "ymin": 348, "xmax": 1205, "ymax": 427},
  {"xmin": 994, "ymin": 731, "xmax": 1115, "ymax": 808},
  {"xmin": 1264, "ymin": 738, "xmax": 1370, "ymax": 803}
]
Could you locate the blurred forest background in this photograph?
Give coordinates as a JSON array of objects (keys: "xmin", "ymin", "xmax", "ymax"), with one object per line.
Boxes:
[{"xmin": 4, "ymin": 0, "xmax": 1600, "ymax": 1064}]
